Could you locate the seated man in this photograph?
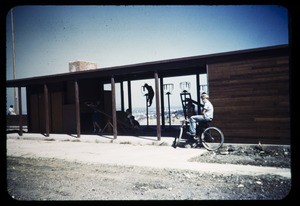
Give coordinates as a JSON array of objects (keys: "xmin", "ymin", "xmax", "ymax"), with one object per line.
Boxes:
[
  {"xmin": 125, "ymin": 109, "xmax": 133, "ymax": 128},
  {"xmin": 129, "ymin": 116, "xmax": 140, "ymax": 129},
  {"xmin": 187, "ymin": 93, "xmax": 214, "ymax": 136},
  {"xmin": 8, "ymin": 105, "xmax": 16, "ymax": 115}
]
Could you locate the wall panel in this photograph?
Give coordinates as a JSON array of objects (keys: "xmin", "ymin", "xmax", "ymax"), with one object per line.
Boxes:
[{"xmin": 208, "ymin": 56, "xmax": 290, "ymax": 144}]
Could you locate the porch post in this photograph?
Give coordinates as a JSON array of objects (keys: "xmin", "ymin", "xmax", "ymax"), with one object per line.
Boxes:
[
  {"xmin": 154, "ymin": 72, "xmax": 161, "ymax": 140},
  {"xmin": 18, "ymin": 87, "xmax": 23, "ymax": 136},
  {"xmin": 160, "ymin": 77, "xmax": 165, "ymax": 128},
  {"xmin": 111, "ymin": 76, "xmax": 117, "ymax": 139},
  {"xmin": 196, "ymin": 74, "xmax": 201, "ymax": 115},
  {"xmin": 120, "ymin": 81, "xmax": 124, "ymax": 112},
  {"xmin": 127, "ymin": 80, "xmax": 132, "ymax": 112},
  {"xmin": 75, "ymin": 80, "xmax": 81, "ymax": 138},
  {"xmin": 44, "ymin": 84, "xmax": 50, "ymax": 137}
]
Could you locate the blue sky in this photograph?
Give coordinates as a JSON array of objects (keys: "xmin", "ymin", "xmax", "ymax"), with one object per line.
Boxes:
[{"xmin": 6, "ymin": 5, "xmax": 289, "ymax": 113}]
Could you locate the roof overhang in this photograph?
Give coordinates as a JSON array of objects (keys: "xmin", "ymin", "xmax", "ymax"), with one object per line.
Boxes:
[{"xmin": 6, "ymin": 44, "xmax": 289, "ymax": 87}]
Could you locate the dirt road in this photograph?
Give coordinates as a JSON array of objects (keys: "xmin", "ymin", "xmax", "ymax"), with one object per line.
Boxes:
[{"xmin": 6, "ymin": 135, "xmax": 292, "ymax": 200}]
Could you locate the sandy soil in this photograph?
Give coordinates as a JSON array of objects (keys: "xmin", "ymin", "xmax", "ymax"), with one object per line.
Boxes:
[{"xmin": 6, "ymin": 138, "xmax": 293, "ymax": 201}]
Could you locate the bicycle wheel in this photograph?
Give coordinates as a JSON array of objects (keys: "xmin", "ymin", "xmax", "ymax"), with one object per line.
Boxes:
[{"xmin": 201, "ymin": 127, "xmax": 224, "ymax": 151}]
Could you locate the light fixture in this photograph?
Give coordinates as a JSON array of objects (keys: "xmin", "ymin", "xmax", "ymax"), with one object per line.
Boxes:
[
  {"xmin": 180, "ymin": 81, "xmax": 190, "ymax": 93},
  {"xmin": 163, "ymin": 84, "xmax": 174, "ymax": 127},
  {"xmin": 163, "ymin": 83, "xmax": 174, "ymax": 95}
]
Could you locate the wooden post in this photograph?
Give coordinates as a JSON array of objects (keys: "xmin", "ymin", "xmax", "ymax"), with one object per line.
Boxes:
[
  {"xmin": 196, "ymin": 74, "xmax": 201, "ymax": 115},
  {"xmin": 44, "ymin": 84, "xmax": 50, "ymax": 137},
  {"xmin": 75, "ymin": 80, "xmax": 81, "ymax": 138},
  {"xmin": 120, "ymin": 81, "xmax": 124, "ymax": 112},
  {"xmin": 154, "ymin": 72, "xmax": 161, "ymax": 140},
  {"xmin": 160, "ymin": 77, "xmax": 165, "ymax": 128},
  {"xmin": 111, "ymin": 76, "xmax": 117, "ymax": 139},
  {"xmin": 18, "ymin": 87, "xmax": 23, "ymax": 136},
  {"xmin": 127, "ymin": 80, "xmax": 132, "ymax": 112}
]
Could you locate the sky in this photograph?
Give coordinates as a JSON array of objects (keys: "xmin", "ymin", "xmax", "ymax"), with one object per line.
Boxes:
[{"xmin": 6, "ymin": 5, "xmax": 289, "ymax": 114}]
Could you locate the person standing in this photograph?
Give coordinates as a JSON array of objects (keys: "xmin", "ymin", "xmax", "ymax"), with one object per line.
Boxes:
[
  {"xmin": 187, "ymin": 93, "xmax": 214, "ymax": 136},
  {"xmin": 85, "ymin": 101, "xmax": 102, "ymax": 133}
]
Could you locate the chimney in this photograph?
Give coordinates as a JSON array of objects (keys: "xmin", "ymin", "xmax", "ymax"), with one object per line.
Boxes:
[{"xmin": 69, "ymin": 60, "xmax": 97, "ymax": 72}]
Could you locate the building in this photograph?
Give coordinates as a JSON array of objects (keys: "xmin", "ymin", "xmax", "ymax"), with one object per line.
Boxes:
[{"xmin": 6, "ymin": 44, "xmax": 290, "ymax": 144}]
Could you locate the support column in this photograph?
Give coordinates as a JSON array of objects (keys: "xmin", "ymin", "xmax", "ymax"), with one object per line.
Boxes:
[
  {"xmin": 127, "ymin": 80, "xmax": 132, "ymax": 112},
  {"xmin": 120, "ymin": 81, "xmax": 124, "ymax": 112},
  {"xmin": 75, "ymin": 80, "xmax": 81, "ymax": 138},
  {"xmin": 44, "ymin": 84, "xmax": 50, "ymax": 137},
  {"xmin": 154, "ymin": 72, "xmax": 161, "ymax": 140},
  {"xmin": 111, "ymin": 76, "xmax": 117, "ymax": 139},
  {"xmin": 160, "ymin": 77, "xmax": 165, "ymax": 128},
  {"xmin": 196, "ymin": 74, "xmax": 201, "ymax": 115},
  {"xmin": 18, "ymin": 87, "xmax": 23, "ymax": 136}
]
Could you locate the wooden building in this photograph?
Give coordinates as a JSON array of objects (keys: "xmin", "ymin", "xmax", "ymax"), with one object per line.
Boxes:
[{"xmin": 6, "ymin": 44, "xmax": 290, "ymax": 144}]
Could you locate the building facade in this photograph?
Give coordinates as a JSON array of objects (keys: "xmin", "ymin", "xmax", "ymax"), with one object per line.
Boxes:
[{"xmin": 6, "ymin": 44, "xmax": 290, "ymax": 144}]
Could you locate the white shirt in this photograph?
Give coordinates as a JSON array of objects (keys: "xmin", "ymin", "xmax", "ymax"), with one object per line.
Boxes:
[
  {"xmin": 8, "ymin": 107, "xmax": 16, "ymax": 115},
  {"xmin": 203, "ymin": 100, "xmax": 213, "ymax": 119}
]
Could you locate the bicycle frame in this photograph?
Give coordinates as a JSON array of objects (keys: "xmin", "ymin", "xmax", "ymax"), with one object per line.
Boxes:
[{"xmin": 175, "ymin": 119, "xmax": 224, "ymax": 151}]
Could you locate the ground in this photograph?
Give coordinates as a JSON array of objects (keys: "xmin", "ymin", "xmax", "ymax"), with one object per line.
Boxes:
[
  {"xmin": 6, "ymin": 142, "xmax": 293, "ymax": 201},
  {"xmin": 187, "ymin": 143, "xmax": 291, "ymax": 168}
]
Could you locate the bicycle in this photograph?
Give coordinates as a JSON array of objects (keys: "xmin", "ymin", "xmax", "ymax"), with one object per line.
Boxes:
[{"xmin": 174, "ymin": 119, "xmax": 224, "ymax": 151}]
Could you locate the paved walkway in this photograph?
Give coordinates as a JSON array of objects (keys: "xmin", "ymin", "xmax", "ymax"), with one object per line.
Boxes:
[{"xmin": 6, "ymin": 133, "xmax": 291, "ymax": 179}]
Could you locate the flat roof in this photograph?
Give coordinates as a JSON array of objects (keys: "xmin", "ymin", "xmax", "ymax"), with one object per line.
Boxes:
[{"xmin": 6, "ymin": 44, "xmax": 289, "ymax": 87}]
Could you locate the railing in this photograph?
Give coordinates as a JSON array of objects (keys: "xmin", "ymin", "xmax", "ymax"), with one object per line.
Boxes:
[{"xmin": 6, "ymin": 115, "xmax": 27, "ymax": 132}]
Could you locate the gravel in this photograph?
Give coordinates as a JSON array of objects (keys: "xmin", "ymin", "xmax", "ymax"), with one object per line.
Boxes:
[{"xmin": 6, "ymin": 141, "xmax": 292, "ymax": 201}]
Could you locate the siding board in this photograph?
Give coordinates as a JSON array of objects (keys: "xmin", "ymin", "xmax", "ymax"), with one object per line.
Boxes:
[{"xmin": 208, "ymin": 56, "xmax": 290, "ymax": 144}]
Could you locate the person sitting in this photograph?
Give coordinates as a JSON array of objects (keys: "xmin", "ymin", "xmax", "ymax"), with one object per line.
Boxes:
[
  {"xmin": 187, "ymin": 99, "xmax": 196, "ymax": 118},
  {"xmin": 129, "ymin": 116, "xmax": 140, "ymax": 129},
  {"xmin": 187, "ymin": 93, "xmax": 214, "ymax": 136},
  {"xmin": 8, "ymin": 105, "xmax": 16, "ymax": 115},
  {"xmin": 125, "ymin": 109, "xmax": 133, "ymax": 126}
]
